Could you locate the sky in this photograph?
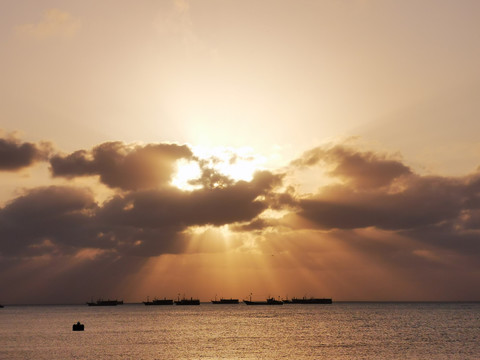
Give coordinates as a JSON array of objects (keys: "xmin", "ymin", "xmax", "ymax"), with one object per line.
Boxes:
[{"xmin": 1, "ymin": 0, "xmax": 480, "ymax": 304}]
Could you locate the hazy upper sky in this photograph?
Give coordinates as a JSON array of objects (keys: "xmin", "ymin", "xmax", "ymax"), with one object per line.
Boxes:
[{"xmin": 1, "ymin": 0, "xmax": 480, "ymax": 303}]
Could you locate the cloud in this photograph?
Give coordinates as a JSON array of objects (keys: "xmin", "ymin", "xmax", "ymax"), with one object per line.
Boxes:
[
  {"xmin": 15, "ymin": 9, "xmax": 81, "ymax": 39},
  {"xmin": 100, "ymin": 170, "xmax": 281, "ymax": 227},
  {"xmin": 0, "ymin": 170, "xmax": 283, "ymax": 258},
  {"xmin": 0, "ymin": 186, "xmax": 98, "ymax": 256},
  {"xmin": 50, "ymin": 141, "xmax": 194, "ymax": 190},
  {"xmin": 292, "ymin": 144, "xmax": 412, "ymax": 189},
  {"xmin": 266, "ymin": 142, "xmax": 480, "ymax": 267},
  {"xmin": 288, "ymin": 144, "xmax": 477, "ymax": 230},
  {"xmin": 189, "ymin": 160, "xmax": 235, "ymax": 189},
  {"xmin": 294, "ymin": 175, "xmax": 466, "ymax": 230},
  {"xmin": 94, "ymin": 170, "xmax": 282, "ymax": 256},
  {"xmin": 0, "ymin": 135, "xmax": 50, "ymax": 171}
]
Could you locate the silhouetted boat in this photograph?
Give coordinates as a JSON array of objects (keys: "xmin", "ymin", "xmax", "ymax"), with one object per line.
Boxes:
[
  {"xmin": 282, "ymin": 298, "xmax": 292, "ymax": 304},
  {"xmin": 143, "ymin": 297, "xmax": 173, "ymax": 305},
  {"xmin": 86, "ymin": 299, "xmax": 123, "ymax": 306},
  {"xmin": 291, "ymin": 297, "xmax": 332, "ymax": 304},
  {"xmin": 211, "ymin": 297, "xmax": 239, "ymax": 304},
  {"xmin": 0, "ymin": 304, "xmax": 4, "ymax": 308},
  {"xmin": 72, "ymin": 321, "xmax": 84, "ymax": 331},
  {"xmin": 174, "ymin": 297, "xmax": 200, "ymax": 305},
  {"xmin": 244, "ymin": 296, "xmax": 283, "ymax": 305}
]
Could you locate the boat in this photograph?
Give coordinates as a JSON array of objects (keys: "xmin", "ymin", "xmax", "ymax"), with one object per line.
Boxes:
[
  {"xmin": 291, "ymin": 297, "xmax": 332, "ymax": 304},
  {"xmin": 0, "ymin": 304, "xmax": 4, "ymax": 308},
  {"xmin": 211, "ymin": 297, "xmax": 239, "ymax": 304},
  {"xmin": 72, "ymin": 321, "xmax": 84, "ymax": 331},
  {"xmin": 174, "ymin": 296, "xmax": 200, "ymax": 305},
  {"xmin": 86, "ymin": 299, "xmax": 123, "ymax": 306},
  {"xmin": 243, "ymin": 296, "xmax": 283, "ymax": 305},
  {"xmin": 143, "ymin": 297, "xmax": 174, "ymax": 305}
]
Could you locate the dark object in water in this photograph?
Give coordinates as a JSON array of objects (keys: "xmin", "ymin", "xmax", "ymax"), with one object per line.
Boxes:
[
  {"xmin": 0, "ymin": 304, "xmax": 4, "ymax": 308},
  {"xmin": 291, "ymin": 297, "xmax": 333, "ymax": 304},
  {"xmin": 211, "ymin": 297, "xmax": 239, "ymax": 304},
  {"xmin": 72, "ymin": 321, "xmax": 84, "ymax": 331},
  {"xmin": 244, "ymin": 297, "xmax": 283, "ymax": 305},
  {"xmin": 86, "ymin": 299, "xmax": 123, "ymax": 306},
  {"xmin": 175, "ymin": 297, "xmax": 200, "ymax": 305},
  {"xmin": 143, "ymin": 297, "xmax": 174, "ymax": 305}
]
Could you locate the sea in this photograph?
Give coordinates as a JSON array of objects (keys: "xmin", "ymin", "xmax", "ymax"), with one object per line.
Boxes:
[{"xmin": 0, "ymin": 302, "xmax": 479, "ymax": 359}]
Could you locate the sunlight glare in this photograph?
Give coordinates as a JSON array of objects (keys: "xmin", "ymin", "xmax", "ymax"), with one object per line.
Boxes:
[
  {"xmin": 171, "ymin": 146, "xmax": 266, "ymax": 190},
  {"xmin": 171, "ymin": 159, "xmax": 202, "ymax": 191}
]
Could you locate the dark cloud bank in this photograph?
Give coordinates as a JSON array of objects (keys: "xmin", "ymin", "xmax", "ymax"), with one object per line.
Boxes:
[
  {"xmin": 1, "ymin": 138, "xmax": 283, "ymax": 258},
  {"xmin": 1, "ymin": 135, "xmax": 480, "ymax": 302},
  {"xmin": 289, "ymin": 145, "xmax": 480, "ymax": 252},
  {"xmin": 0, "ymin": 136, "xmax": 50, "ymax": 170},
  {"xmin": 50, "ymin": 141, "xmax": 193, "ymax": 190}
]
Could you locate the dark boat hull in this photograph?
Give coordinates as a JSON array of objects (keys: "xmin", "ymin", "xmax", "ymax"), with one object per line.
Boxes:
[
  {"xmin": 244, "ymin": 299, "xmax": 283, "ymax": 305},
  {"xmin": 87, "ymin": 300, "xmax": 123, "ymax": 306},
  {"xmin": 175, "ymin": 299, "xmax": 200, "ymax": 305},
  {"xmin": 212, "ymin": 298, "xmax": 239, "ymax": 304}
]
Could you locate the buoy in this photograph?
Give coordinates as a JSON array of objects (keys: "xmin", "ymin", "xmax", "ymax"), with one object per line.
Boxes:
[{"xmin": 72, "ymin": 321, "xmax": 84, "ymax": 331}]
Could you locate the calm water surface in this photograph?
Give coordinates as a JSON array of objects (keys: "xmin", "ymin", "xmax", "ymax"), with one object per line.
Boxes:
[{"xmin": 0, "ymin": 302, "xmax": 479, "ymax": 359}]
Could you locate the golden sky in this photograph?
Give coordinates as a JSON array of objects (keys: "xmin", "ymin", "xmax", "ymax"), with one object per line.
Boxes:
[{"xmin": 1, "ymin": 0, "xmax": 480, "ymax": 303}]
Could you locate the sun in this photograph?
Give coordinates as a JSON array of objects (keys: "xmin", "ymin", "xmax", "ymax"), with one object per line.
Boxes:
[{"xmin": 171, "ymin": 146, "xmax": 265, "ymax": 190}]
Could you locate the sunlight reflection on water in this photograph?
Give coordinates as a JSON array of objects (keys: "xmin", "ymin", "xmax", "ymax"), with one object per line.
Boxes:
[{"xmin": 0, "ymin": 302, "xmax": 479, "ymax": 359}]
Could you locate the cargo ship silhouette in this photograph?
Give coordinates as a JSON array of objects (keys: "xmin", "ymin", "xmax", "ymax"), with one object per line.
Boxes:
[
  {"xmin": 211, "ymin": 296, "xmax": 239, "ymax": 304},
  {"xmin": 86, "ymin": 299, "xmax": 123, "ymax": 306},
  {"xmin": 243, "ymin": 294, "xmax": 283, "ymax": 305},
  {"xmin": 143, "ymin": 297, "xmax": 174, "ymax": 305},
  {"xmin": 175, "ymin": 296, "xmax": 200, "ymax": 305}
]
